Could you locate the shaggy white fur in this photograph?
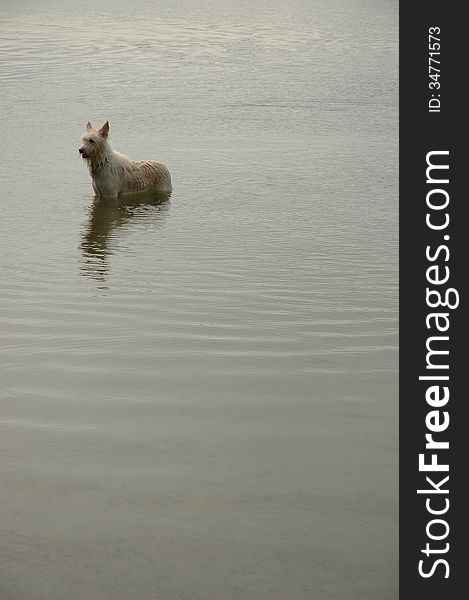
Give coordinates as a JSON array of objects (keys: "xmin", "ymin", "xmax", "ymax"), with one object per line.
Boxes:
[{"xmin": 79, "ymin": 121, "xmax": 172, "ymax": 198}]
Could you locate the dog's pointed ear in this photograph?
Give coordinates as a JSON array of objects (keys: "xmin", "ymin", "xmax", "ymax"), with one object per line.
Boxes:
[
  {"xmin": 99, "ymin": 121, "xmax": 110, "ymax": 138},
  {"xmin": 86, "ymin": 121, "xmax": 92, "ymax": 130}
]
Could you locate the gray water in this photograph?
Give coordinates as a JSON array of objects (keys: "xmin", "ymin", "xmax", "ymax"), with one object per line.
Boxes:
[{"xmin": 0, "ymin": 1, "xmax": 398, "ymax": 598}]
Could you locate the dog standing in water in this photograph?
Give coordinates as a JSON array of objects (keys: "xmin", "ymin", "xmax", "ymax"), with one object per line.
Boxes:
[{"xmin": 79, "ymin": 121, "xmax": 172, "ymax": 197}]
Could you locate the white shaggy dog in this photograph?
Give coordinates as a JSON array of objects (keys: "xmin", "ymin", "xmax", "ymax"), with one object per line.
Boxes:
[{"xmin": 79, "ymin": 121, "xmax": 172, "ymax": 197}]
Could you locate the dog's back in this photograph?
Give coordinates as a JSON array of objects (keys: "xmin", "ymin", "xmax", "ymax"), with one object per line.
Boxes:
[{"xmin": 123, "ymin": 160, "xmax": 172, "ymax": 194}]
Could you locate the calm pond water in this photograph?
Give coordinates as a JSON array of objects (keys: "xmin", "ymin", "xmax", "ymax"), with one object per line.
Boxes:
[{"xmin": 0, "ymin": 1, "xmax": 398, "ymax": 598}]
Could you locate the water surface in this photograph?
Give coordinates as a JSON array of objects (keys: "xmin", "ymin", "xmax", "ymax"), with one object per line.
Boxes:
[{"xmin": 0, "ymin": 1, "xmax": 398, "ymax": 598}]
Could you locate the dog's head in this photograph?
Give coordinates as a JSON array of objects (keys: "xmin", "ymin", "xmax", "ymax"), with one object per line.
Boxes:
[{"xmin": 79, "ymin": 121, "xmax": 109, "ymax": 160}]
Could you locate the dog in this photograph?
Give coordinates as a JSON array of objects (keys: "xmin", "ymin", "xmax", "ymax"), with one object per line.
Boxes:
[{"xmin": 79, "ymin": 121, "xmax": 172, "ymax": 197}]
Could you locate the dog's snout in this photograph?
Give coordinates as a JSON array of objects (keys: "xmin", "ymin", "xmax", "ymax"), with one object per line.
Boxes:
[{"xmin": 79, "ymin": 147, "xmax": 84, "ymax": 155}]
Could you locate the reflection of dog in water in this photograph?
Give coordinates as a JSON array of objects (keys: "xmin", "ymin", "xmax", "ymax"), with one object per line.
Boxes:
[
  {"xmin": 79, "ymin": 121, "xmax": 172, "ymax": 198},
  {"xmin": 80, "ymin": 192, "xmax": 171, "ymax": 282}
]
